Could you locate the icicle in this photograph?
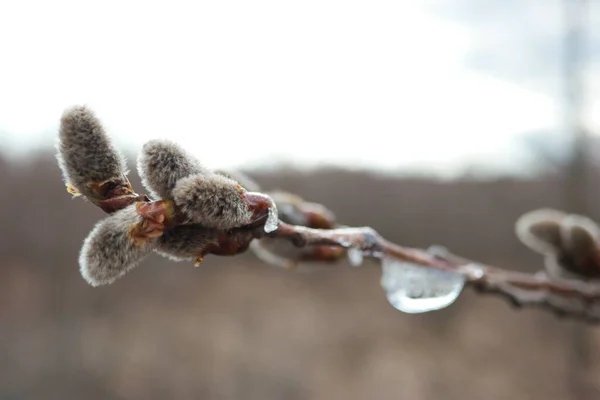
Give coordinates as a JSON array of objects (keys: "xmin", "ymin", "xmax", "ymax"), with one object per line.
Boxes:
[
  {"xmin": 264, "ymin": 206, "xmax": 279, "ymax": 233},
  {"xmin": 347, "ymin": 247, "xmax": 364, "ymax": 267}
]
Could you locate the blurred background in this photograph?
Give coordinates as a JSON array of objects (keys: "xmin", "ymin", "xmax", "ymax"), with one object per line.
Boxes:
[{"xmin": 2, "ymin": 0, "xmax": 600, "ymax": 399}]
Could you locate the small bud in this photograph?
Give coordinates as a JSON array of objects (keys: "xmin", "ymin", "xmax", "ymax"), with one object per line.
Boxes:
[
  {"xmin": 267, "ymin": 191, "xmax": 308, "ymax": 225},
  {"xmin": 172, "ymin": 173, "xmax": 256, "ymax": 229},
  {"xmin": 137, "ymin": 139, "xmax": 209, "ymax": 200},
  {"xmin": 215, "ymin": 169, "xmax": 262, "ymax": 192},
  {"xmin": 268, "ymin": 191, "xmax": 337, "ymax": 228},
  {"xmin": 250, "ymin": 191, "xmax": 342, "ymax": 269},
  {"xmin": 251, "ymin": 238, "xmax": 345, "ymax": 269},
  {"xmin": 56, "ymin": 106, "xmax": 128, "ymax": 200},
  {"xmin": 515, "ymin": 208, "xmax": 565, "ymax": 255},
  {"xmin": 79, "ymin": 204, "xmax": 162, "ymax": 286}
]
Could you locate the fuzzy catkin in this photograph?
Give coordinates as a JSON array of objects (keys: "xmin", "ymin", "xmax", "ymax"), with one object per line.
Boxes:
[
  {"xmin": 56, "ymin": 105, "xmax": 127, "ymax": 196},
  {"xmin": 561, "ymin": 215, "xmax": 600, "ymax": 257},
  {"xmin": 515, "ymin": 208, "xmax": 565, "ymax": 255},
  {"xmin": 154, "ymin": 224, "xmax": 218, "ymax": 262},
  {"xmin": 79, "ymin": 204, "xmax": 157, "ymax": 286},
  {"xmin": 172, "ymin": 173, "xmax": 253, "ymax": 229},
  {"xmin": 137, "ymin": 139, "xmax": 209, "ymax": 200},
  {"xmin": 516, "ymin": 209, "xmax": 600, "ymax": 280}
]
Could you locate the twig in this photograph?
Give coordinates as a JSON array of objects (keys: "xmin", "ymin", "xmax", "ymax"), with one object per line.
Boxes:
[
  {"xmin": 85, "ymin": 190, "xmax": 600, "ymax": 322},
  {"xmin": 57, "ymin": 105, "xmax": 600, "ymax": 323},
  {"xmin": 271, "ymin": 222, "xmax": 600, "ymax": 322}
]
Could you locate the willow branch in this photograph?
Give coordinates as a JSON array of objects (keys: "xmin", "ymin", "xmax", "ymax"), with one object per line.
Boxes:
[
  {"xmin": 271, "ymin": 222, "xmax": 600, "ymax": 322},
  {"xmin": 108, "ymin": 194, "xmax": 600, "ymax": 322},
  {"xmin": 76, "ymin": 175, "xmax": 600, "ymax": 323},
  {"xmin": 58, "ymin": 105, "xmax": 600, "ymax": 323}
]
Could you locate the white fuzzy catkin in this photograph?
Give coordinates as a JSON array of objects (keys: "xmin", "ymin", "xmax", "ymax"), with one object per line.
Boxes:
[
  {"xmin": 155, "ymin": 224, "xmax": 218, "ymax": 262},
  {"xmin": 172, "ymin": 173, "xmax": 253, "ymax": 229},
  {"xmin": 516, "ymin": 209, "xmax": 600, "ymax": 280},
  {"xmin": 137, "ymin": 139, "xmax": 210, "ymax": 200},
  {"xmin": 79, "ymin": 204, "xmax": 158, "ymax": 286},
  {"xmin": 561, "ymin": 214, "xmax": 600, "ymax": 257},
  {"xmin": 56, "ymin": 105, "xmax": 127, "ymax": 197},
  {"xmin": 515, "ymin": 208, "xmax": 565, "ymax": 255}
]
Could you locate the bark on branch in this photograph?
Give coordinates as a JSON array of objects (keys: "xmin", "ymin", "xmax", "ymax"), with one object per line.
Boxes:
[{"xmin": 270, "ymin": 222, "xmax": 600, "ymax": 322}]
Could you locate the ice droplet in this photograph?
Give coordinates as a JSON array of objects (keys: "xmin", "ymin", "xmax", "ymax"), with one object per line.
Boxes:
[
  {"xmin": 380, "ymin": 256, "xmax": 465, "ymax": 313},
  {"xmin": 347, "ymin": 247, "xmax": 364, "ymax": 267},
  {"xmin": 264, "ymin": 206, "xmax": 279, "ymax": 233}
]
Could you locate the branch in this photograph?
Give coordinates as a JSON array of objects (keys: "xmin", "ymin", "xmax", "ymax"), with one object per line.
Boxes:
[
  {"xmin": 55, "ymin": 105, "xmax": 600, "ymax": 323},
  {"xmin": 271, "ymin": 223, "xmax": 600, "ymax": 322},
  {"xmin": 72, "ymin": 178, "xmax": 600, "ymax": 323}
]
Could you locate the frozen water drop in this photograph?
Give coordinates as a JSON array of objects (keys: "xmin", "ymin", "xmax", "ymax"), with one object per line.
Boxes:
[
  {"xmin": 380, "ymin": 256, "xmax": 465, "ymax": 314},
  {"xmin": 347, "ymin": 247, "xmax": 364, "ymax": 267},
  {"xmin": 264, "ymin": 206, "xmax": 279, "ymax": 233}
]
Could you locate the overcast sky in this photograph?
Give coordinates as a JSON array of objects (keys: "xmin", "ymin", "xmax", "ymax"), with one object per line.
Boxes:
[{"xmin": 0, "ymin": 0, "xmax": 596, "ymax": 176}]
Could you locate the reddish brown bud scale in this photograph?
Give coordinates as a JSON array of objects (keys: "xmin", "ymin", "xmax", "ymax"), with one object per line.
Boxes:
[
  {"xmin": 301, "ymin": 207, "xmax": 336, "ymax": 229},
  {"xmin": 300, "ymin": 245, "xmax": 346, "ymax": 262},
  {"xmin": 136, "ymin": 200, "xmax": 179, "ymax": 227},
  {"xmin": 129, "ymin": 219, "xmax": 164, "ymax": 246},
  {"xmin": 212, "ymin": 230, "xmax": 254, "ymax": 256},
  {"xmin": 96, "ymin": 195, "xmax": 142, "ymax": 214},
  {"xmin": 242, "ymin": 191, "xmax": 273, "ymax": 225}
]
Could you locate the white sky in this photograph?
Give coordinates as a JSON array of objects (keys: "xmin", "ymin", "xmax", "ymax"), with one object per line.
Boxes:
[{"xmin": 0, "ymin": 0, "xmax": 583, "ymax": 176}]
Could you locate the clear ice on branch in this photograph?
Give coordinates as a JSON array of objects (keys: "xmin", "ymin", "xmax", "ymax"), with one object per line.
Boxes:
[
  {"xmin": 380, "ymin": 255, "xmax": 465, "ymax": 314},
  {"xmin": 347, "ymin": 247, "xmax": 364, "ymax": 267},
  {"xmin": 264, "ymin": 206, "xmax": 279, "ymax": 233}
]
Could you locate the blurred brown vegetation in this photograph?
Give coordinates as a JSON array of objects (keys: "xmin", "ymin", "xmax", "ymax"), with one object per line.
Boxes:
[{"xmin": 2, "ymin": 153, "xmax": 600, "ymax": 400}]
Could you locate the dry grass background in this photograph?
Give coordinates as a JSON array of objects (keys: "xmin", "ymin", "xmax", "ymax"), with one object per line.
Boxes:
[{"xmin": 2, "ymin": 154, "xmax": 600, "ymax": 399}]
